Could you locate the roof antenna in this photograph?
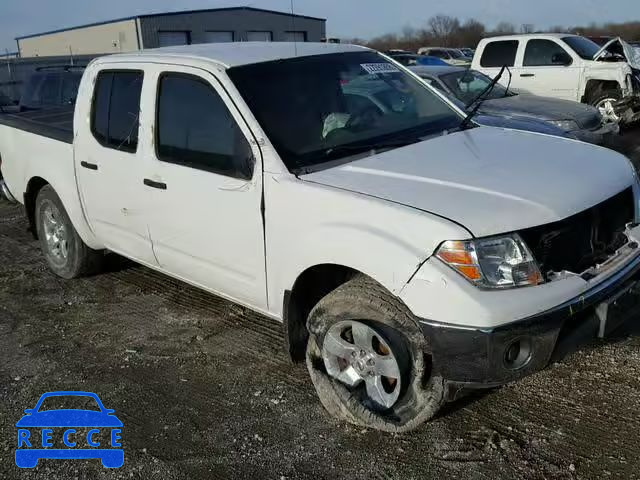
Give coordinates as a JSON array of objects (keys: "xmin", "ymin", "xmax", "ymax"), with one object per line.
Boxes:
[{"xmin": 290, "ymin": 0, "xmax": 298, "ymax": 56}]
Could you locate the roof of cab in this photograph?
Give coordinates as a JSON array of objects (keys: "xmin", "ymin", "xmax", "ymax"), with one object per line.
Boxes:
[
  {"xmin": 480, "ymin": 33, "xmax": 579, "ymax": 42},
  {"xmin": 96, "ymin": 42, "xmax": 369, "ymax": 69}
]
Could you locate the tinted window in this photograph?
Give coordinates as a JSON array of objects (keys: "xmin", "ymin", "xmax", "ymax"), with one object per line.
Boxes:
[
  {"xmin": 91, "ymin": 74, "xmax": 111, "ymax": 144},
  {"xmin": 91, "ymin": 71, "xmax": 143, "ymax": 153},
  {"xmin": 156, "ymin": 74, "xmax": 253, "ymax": 179},
  {"xmin": 524, "ymin": 39, "xmax": 571, "ymax": 66},
  {"xmin": 440, "ymin": 70, "xmax": 509, "ymax": 104},
  {"xmin": 480, "ymin": 40, "xmax": 519, "ymax": 67},
  {"xmin": 563, "ymin": 36, "xmax": 601, "ymax": 60}
]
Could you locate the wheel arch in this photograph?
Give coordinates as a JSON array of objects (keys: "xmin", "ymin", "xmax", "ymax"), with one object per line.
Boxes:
[
  {"xmin": 24, "ymin": 176, "xmax": 50, "ymax": 239},
  {"xmin": 23, "ymin": 175, "xmax": 102, "ymax": 249},
  {"xmin": 283, "ymin": 263, "xmax": 362, "ymax": 362},
  {"xmin": 582, "ymin": 79, "xmax": 621, "ymax": 104}
]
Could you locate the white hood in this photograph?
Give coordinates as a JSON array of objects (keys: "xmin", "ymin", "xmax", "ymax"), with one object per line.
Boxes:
[
  {"xmin": 594, "ymin": 37, "xmax": 640, "ymax": 69},
  {"xmin": 301, "ymin": 128, "xmax": 634, "ymax": 237}
]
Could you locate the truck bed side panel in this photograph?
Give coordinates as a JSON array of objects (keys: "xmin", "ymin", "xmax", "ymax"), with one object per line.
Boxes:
[{"xmin": 0, "ymin": 124, "xmax": 102, "ymax": 250}]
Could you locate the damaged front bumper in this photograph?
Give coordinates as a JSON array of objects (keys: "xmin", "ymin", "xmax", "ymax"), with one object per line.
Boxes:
[
  {"xmin": 418, "ymin": 225, "xmax": 640, "ymax": 402},
  {"xmin": 617, "ymin": 72, "xmax": 640, "ymax": 124},
  {"xmin": 570, "ymin": 121, "xmax": 620, "ymax": 145}
]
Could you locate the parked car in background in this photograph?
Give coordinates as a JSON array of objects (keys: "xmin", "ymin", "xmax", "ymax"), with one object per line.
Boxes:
[
  {"xmin": 410, "ymin": 65, "xmax": 618, "ymax": 145},
  {"xmin": 2, "ymin": 43, "xmax": 640, "ymax": 434},
  {"xmin": 417, "ymin": 47, "xmax": 471, "ymax": 66},
  {"xmin": 472, "ymin": 34, "xmax": 640, "ymax": 124},
  {"xmin": 386, "ymin": 53, "xmax": 448, "ymax": 66},
  {"xmin": 459, "ymin": 47, "xmax": 475, "ymax": 57},
  {"xmin": 18, "ymin": 66, "xmax": 84, "ymax": 111}
]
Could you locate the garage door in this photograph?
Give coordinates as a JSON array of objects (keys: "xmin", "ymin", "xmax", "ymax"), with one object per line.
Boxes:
[
  {"xmin": 284, "ymin": 31, "xmax": 306, "ymax": 42},
  {"xmin": 246, "ymin": 31, "xmax": 272, "ymax": 42},
  {"xmin": 158, "ymin": 31, "xmax": 190, "ymax": 47},
  {"xmin": 203, "ymin": 31, "xmax": 234, "ymax": 43}
]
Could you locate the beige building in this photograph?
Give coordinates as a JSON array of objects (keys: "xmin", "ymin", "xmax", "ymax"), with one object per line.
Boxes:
[
  {"xmin": 18, "ymin": 19, "xmax": 140, "ymax": 57},
  {"xmin": 16, "ymin": 7, "xmax": 327, "ymax": 58}
]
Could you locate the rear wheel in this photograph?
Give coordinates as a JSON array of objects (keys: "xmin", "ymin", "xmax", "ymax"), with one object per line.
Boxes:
[
  {"xmin": 306, "ymin": 275, "xmax": 445, "ymax": 432},
  {"xmin": 35, "ymin": 185, "xmax": 103, "ymax": 279}
]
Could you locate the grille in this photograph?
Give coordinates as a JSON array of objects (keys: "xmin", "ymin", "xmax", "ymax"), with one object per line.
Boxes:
[{"xmin": 520, "ymin": 188, "xmax": 635, "ymax": 278}]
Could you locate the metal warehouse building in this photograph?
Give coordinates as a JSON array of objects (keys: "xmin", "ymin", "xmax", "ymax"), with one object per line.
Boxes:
[{"xmin": 16, "ymin": 7, "xmax": 327, "ymax": 57}]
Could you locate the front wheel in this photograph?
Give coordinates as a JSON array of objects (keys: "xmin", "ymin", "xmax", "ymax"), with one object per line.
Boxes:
[
  {"xmin": 306, "ymin": 275, "xmax": 445, "ymax": 432},
  {"xmin": 589, "ymin": 88, "xmax": 622, "ymax": 124},
  {"xmin": 35, "ymin": 185, "xmax": 103, "ymax": 279}
]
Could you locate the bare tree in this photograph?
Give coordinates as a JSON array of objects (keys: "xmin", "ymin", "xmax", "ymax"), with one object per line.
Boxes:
[
  {"xmin": 458, "ymin": 19, "xmax": 486, "ymax": 47},
  {"xmin": 428, "ymin": 14, "xmax": 461, "ymax": 46},
  {"xmin": 521, "ymin": 23, "xmax": 535, "ymax": 34},
  {"xmin": 493, "ymin": 22, "xmax": 517, "ymax": 35}
]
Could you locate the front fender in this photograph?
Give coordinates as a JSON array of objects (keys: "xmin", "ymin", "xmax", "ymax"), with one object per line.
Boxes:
[{"xmin": 265, "ymin": 175, "xmax": 471, "ymax": 318}]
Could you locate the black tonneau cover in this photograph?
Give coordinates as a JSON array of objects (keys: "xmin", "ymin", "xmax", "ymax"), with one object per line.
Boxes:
[{"xmin": 0, "ymin": 106, "xmax": 74, "ymax": 144}]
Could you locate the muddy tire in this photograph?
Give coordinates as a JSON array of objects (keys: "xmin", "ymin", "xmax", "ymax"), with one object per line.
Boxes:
[
  {"xmin": 306, "ymin": 275, "xmax": 445, "ymax": 432},
  {"xmin": 588, "ymin": 87, "xmax": 622, "ymax": 124},
  {"xmin": 35, "ymin": 185, "xmax": 103, "ymax": 279}
]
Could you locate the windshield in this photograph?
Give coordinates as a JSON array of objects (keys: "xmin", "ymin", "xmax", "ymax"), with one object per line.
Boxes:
[
  {"xmin": 38, "ymin": 395, "xmax": 101, "ymax": 412},
  {"xmin": 228, "ymin": 51, "xmax": 462, "ymax": 172},
  {"xmin": 439, "ymin": 70, "xmax": 510, "ymax": 104},
  {"xmin": 563, "ymin": 36, "xmax": 601, "ymax": 60},
  {"xmin": 449, "ymin": 49, "xmax": 464, "ymax": 59}
]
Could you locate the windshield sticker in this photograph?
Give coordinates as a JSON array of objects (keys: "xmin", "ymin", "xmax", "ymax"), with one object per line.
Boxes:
[{"xmin": 360, "ymin": 63, "xmax": 400, "ymax": 75}]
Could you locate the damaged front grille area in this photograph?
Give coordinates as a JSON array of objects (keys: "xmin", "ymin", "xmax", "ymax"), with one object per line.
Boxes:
[{"xmin": 520, "ymin": 188, "xmax": 635, "ymax": 279}]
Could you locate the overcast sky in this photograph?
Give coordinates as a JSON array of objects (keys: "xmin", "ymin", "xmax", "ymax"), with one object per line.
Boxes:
[{"xmin": 1, "ymin": 0, "xmax": 638, "ymax": 53}]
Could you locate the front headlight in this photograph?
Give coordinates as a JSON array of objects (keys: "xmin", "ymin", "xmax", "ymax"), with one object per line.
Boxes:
[
  {"xmin": 436, "ymin": 234, "xmax": 543, "ymax": 289},
  {"xmin": 547, "ymin": 119, "xmax": 580, "ymax": 132}
]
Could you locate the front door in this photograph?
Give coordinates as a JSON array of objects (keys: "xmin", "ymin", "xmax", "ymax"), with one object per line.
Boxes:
[
  {"xmin": 512, "ymin": 39, "xmax": 579, "ymax": 101},
  {"xmin": 142, "ymin": 65, "xmax": 267, "ymax": 310},
  {"xmin": 75, "ymin": 66, "xmax": 158, "ymax": 266}
]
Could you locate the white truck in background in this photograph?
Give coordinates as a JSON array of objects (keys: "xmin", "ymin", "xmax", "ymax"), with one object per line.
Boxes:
[
  {"xmin": 472, "ymin": 34, "xmax": 640, "ymax": 124},
  {"xmin": 1, "ymin": 42, "xmax": 640, "ymax": 432}
]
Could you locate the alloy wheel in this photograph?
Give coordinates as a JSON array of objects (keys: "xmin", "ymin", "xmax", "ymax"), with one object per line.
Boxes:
[{"xmin": 321, "ymin": 320, "xmax": 402, "ymax": 409}]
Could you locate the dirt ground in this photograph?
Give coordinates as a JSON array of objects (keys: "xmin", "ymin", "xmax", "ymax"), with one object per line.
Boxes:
[{"xmin": 2, "ymin": 131, "xmax": 640, "ymax": 480}]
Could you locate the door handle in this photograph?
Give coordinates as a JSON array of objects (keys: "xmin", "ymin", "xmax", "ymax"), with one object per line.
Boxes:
[
  {"xmin": 520, "ymin": 73, "xmax": 535, "ymax": 78},
  {"xmin": 143, "ymin": 178, "xmax": 167, "ymax": 190},
  {"xmin": 80, "ymin": 161, "xmax": 98, "ymax": 171}
]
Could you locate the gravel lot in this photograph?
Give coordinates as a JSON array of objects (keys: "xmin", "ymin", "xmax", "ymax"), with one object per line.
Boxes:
[{"xmin": 1, "ymin": 130, "xmax": 640, "ymax": 480}]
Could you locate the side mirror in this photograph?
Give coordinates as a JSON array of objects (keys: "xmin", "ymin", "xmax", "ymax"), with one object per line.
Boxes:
[
  {"xmin": 105, "ymin": 409, "xmax": 115, "ymax": 414},
  {"xmin": 552, "ymin": 53, "xmax": 571, "ymax": 66},
  {"xmin": 24, "ymin": 409, "xmax": 33, "ymax": 414}
]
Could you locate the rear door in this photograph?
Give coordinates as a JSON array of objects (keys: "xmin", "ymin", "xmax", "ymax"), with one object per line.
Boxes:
[
  {"xmin": 516, "ymin": 39, "xmax": 579, "ymax": 100},
  {"xmin": 142, "ymin": 65, "xmax": 267, "ymax": 310},
  {"xmin": 75, "ymin": 65, "xmax": 158, "ymax": 265}
]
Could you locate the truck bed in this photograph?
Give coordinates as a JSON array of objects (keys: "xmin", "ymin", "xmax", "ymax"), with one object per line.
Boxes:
[{"xmin": 0, "ymin": 106, "xmax": 73, "ymax": 144}]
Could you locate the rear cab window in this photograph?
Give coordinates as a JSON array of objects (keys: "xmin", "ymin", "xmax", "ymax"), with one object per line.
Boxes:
[
  {"xmin": 480, "ymin": 40, "xmax": 519, "ymax": 68},
  {"xmin": 90, "ymin": 70, "xmax": 143, "ymax": 153}
]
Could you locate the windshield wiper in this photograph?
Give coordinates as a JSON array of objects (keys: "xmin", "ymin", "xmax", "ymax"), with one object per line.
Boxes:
[
  {"xmin": 459, "ymin": 65, "xmax": 506, "ymax": 130},
  {"xmin": 323, "ymin": 137, "xmax": 421, "ymax": 158}
]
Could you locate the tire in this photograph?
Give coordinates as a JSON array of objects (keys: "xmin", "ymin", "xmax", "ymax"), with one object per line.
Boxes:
[
  {"xmin": 306, "ymin": 274, "xmax": 445, "ymax": 432},
  {"xmin": 34, "ymin": 185, "xmax": 103, "ymax": 279},
  {"xmin": 588, "ymin": 87, "xmax": 622, "ymax": 124}
]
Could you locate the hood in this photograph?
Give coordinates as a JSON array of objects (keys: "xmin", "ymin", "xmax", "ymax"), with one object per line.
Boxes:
[
  {"xmin": 301, "ymin": 127, "xmax": 633, "ymax": 237},
  {"xmin": 474, "ymin": 113, "xmax": 570, "ymax": 137},
  {"xmin": 594, "ymin": 37, "xmax": 640, "ymax": 68},
  {"xmin": 479, "ymin": 94, "xmax": 601, "ymax": 129}
]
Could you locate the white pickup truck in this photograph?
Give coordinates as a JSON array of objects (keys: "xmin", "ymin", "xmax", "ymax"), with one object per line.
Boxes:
[
  {"xmin": 472, "ymin": 34, "xmax": 640, "ymax": 124},
  {"xmin": 2, "ymin": 43, "xmax": 640, "ymax": 432}
]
